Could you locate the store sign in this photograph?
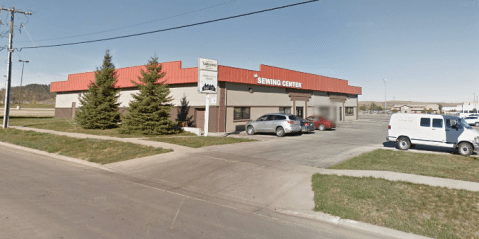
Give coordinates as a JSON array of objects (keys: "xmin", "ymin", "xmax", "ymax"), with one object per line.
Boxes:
[
  {"xmin": 198, "ymin": 58, "xmax": 218, "ymax": 94},
  {"xmin": 256, "ymin": 77, "xmax": 302, "ymax": 89},
  {"xmin": 199, "ymin": 58, "xmax": 218, "ymax": 72}
]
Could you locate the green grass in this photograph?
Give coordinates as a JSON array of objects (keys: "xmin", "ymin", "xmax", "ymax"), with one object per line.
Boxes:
[
  {"xmin": 329, "ymin": 149, "xmax": 479, "ymax": 182},
  {"xmin": 0, "ymin": 128, "xmax": 172, "ymax": 164},
  {"xmin": 148, "ymin": 136, "xmax": 256, "ymax": 148},
  {"xmin": 4, "ymin": 117, "xmax": 196, "ymax": 138},
  {"xmin": 312, "ymin": 174, "xmax": 479, "ymax": 239}
]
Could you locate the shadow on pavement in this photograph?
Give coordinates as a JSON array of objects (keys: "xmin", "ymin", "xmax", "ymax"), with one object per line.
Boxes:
[{"xmin": 382, "ymin": 141, "xmax": 478, "ymax": 156}]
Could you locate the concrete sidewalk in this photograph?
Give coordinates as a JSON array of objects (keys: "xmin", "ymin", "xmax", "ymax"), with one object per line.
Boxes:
[{"xmin": 10, "ymin": 126, "xmax": 196, "ymax": 153}]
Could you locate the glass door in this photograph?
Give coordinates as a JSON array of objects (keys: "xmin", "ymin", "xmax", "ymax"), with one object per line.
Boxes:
[{"xmin": 296, "ymin": 106, "xmax": 304, "ymax": 119}]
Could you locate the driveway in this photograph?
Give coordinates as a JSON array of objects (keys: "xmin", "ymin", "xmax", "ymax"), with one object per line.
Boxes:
[{"xmin": 206, "ymin": 116, "xmax": 389, "ymax": 168}]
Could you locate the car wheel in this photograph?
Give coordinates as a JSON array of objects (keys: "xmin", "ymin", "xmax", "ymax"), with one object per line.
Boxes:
[
  {"xmin": 319, "ymin": 124, "xmax": 326, "ymax": 131},
  {"xmin": 396, "ymin": 137, "xmax": 411, "ymax": 150},
  {"xmin": 476, "ymin": 122, "xmax": 479, "ymax": 127},
  {"xmin": 458, "ymin": 142, "xmax": 473, "ymax": 156},
  {"xmin": 246, "ymin": 126, "xmax": 255, "ymax": 135},
  {"xmin": 275, "ymin": 127, "xmax": 285, "ymax": 137}
]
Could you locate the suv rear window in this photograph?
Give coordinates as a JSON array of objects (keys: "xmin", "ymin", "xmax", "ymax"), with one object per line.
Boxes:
[
  {"xmin": 288, "ymin": 115, "xmax": 299, "ymax": 121},
  {"xmin": 420, "ymin": 118, "xmax": 430, "ymax": 127},
  {"xmin": 274, "ymin": 115, "xmax": 286, "ymax": 120}
]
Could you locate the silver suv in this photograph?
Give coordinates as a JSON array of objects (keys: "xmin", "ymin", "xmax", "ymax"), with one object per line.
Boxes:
[{"xmin": 245, "ymin": 113, "xmax": 302, "ymax": 137}]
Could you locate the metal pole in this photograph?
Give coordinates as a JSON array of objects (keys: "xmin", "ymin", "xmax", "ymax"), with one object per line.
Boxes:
[
  {"xmin": 204, "ymin": 94, "xmax": 210, "ymax": 137},
  {"xmin": 18, "ymin": 60, "xmax": 26, "ymax": 109},
  {"xmin": 383, "ymin": 79, "xmax": 387, "ymax": 116},
  {"xmin": 3, "ymin": 10, "xmax": 15, "ymax": 128}
]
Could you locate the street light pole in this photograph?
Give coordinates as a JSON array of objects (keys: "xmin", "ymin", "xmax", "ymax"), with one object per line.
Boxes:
[
  {"xmin": 383, "ymin": 79, "xmax": 387, "ymax": 116},
  {"xmin": 18, "ymin": 59, "xmax": 29, "ymax": 109}
]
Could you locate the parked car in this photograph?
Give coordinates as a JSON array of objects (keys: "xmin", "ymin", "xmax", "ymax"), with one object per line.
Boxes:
[
  {"xmin": 386, "ymin": 113, "xmax": 479, "ymax": 156},
  {"xmin": 464, "ymin": 116, "xmax": 479, "ymax": 127},
  {"xmin": 300, "ymin": 119, "xmax": 315, "ymax": 133},
  {"xmin": 246, "ymin": 113, "xmax": 302, "ymax": 137},
  {"xmin": 305, "ymin": 115, "xmax": 335, "ymax": 131}
]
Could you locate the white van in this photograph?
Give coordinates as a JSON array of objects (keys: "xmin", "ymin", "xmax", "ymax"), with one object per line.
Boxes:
[{"xmin": 386, "ymin": 113, "xmax": 479, "ymax": 156}]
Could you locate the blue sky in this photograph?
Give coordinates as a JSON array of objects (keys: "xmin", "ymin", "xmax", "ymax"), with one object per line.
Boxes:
[{"xmin": 1, "ymin": 0, "xmax": 478, "ymax": 102}]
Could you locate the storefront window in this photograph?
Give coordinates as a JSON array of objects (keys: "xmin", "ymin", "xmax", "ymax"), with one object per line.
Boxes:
[
  {"xmin": 346, "ymin": 107, "xmax": 354, "ymax": 116},
  {"xmin": 234, "ymin": 107, "xmax": 250, "ymax": 120},
  {"xmin": 279, "ymin": 107, "xmax": 291, "ymax": 114}
]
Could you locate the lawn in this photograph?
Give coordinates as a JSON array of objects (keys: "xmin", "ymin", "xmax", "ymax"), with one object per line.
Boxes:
[
  {"xmin": 148, "ymin": 136, "xmax": 256, "ymax": 148},
  {"xmin": 5, "ymin": 117, "xmax": 196, "ymax": 138},
  {"xmin": 329, "ymin": 149, "xmax": 479, "ymax": 182},
  {"xmin": 312, "ymin": 174, "xmax": 479, "ymax": 239},
  {"xmin": 0, "ymin": 128, "xmax": 172, "ymax": 164}
]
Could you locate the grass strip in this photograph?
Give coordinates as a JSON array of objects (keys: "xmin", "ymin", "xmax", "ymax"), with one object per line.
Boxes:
[
  {"xmin": 312, "ymin": 174, "xmax": 479, "ymax": 239},
  {"xmin": 5, "ymin": 117, "xmax": 196, "ymax": 138},
  {"xmin": 148, "ymin": 136, "xmax": 256, "ymax": 148},
  {"xmin": 0, "ymin": 128, "xmax": 172, "ymax": 164},
  {"xmin": 329, "ymin": 149, "xmax": 479, "ymax": 182}
]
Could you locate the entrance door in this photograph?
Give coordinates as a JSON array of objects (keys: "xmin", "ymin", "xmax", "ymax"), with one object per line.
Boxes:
[
  {"xmin": 296, "ymin": 106, "xmax": 304, "ymax": 119},
  {"xmin": 196, "ymin": 108, "xmax": 205, "ymax": 131}
]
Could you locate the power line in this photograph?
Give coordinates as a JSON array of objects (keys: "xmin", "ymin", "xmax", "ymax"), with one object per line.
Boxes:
[
  {"xmin": 18, "ymin": 0, "xmax": 236, "ymax": 43},
  {"xmin": 18, "ymin": 0, "xmax": 319, "ymax": 50}
]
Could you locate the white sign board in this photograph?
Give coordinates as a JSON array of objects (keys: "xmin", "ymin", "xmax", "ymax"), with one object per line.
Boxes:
[
  {"xmin": 199, "ymin": 58, "xmax": 218, "ymax": 72},
  {"xmin": 198, "ymin": 58, "xmax": 218, "ymax": 94},
  {"xmin": 198, "ymin": 70, "xmax": 218, "ymax": 94}
]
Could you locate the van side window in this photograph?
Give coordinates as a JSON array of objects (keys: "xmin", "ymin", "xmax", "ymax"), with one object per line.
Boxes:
[
  {"xmin": 432, "ymin": 119, "xmax": 443, "ymax": 128},
  {"xmin": 420, "ymin": 118, "xmax": 430, "ymax": 127}
]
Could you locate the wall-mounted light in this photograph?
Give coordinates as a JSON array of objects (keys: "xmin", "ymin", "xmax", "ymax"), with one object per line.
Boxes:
[
  {"xmin": 249, "ymin": 88, "xmax": 254, "ymax": 93},
  {"xmin": 253, "ymin": 74, "xmax": 258, "ymax": 78}
]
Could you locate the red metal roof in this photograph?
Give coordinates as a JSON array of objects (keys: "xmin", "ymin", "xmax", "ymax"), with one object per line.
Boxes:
[{"xmin": 50, "ymin": 60, "xmax": 361, "ymax": 95}]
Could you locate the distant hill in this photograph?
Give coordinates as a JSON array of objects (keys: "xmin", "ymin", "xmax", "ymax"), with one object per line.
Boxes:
[
  {"xmin": 0, "ymin": 84, "xmax": 55, "ymax": 104},
  {"xmin": 359, "ymin": 101, "xmax": 459, "ymax": 109}
]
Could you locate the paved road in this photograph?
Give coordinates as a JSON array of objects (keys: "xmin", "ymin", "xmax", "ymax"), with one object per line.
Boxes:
[
  {"xmin": 0, "ymin": 108, "xmax": 54, "ymax": 117},
  {"xmin": 0, "ymin": 146, "xmax": 392, "ymax": 239},
  {"xmin": 210, "ymin": 117, "xmax": 389, "ymax": 168}
]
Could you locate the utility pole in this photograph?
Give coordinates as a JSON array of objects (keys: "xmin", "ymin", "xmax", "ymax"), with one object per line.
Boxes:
[{"xmin": 0, "ymin": 7, "xmax": 32, "ymax": 128}]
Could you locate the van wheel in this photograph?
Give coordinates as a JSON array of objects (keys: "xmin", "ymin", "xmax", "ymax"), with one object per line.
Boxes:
[
  {"xmin": 276, "ymin": 127, "xmax": 285, "ymax": 137},
  {"xmin": 319, "ymin": 124, "xmax": 326, "ymax": 131},
  {"xmin": 458, "ymin": 142, "xmax": 473, "ymax": 156},
  {"xmin": 475, "ymin": 122, "xmax": 479, "ymax": 127},
  {"xmin": 396, "ymin": 137, "xmax": 411, "ymax": 150},
  {"xmin": 246, "ymin": 126, "xmax": 255, "ymax": 135}
]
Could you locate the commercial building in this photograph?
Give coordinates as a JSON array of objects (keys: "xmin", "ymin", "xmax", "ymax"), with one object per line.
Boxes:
[
  {"xmin": 392, "ymin": 104, "xmax": 440, "ymax": 114},
  {"xmin": 50, "ymin": 60, "xmax": 362, "ymax": 133}
]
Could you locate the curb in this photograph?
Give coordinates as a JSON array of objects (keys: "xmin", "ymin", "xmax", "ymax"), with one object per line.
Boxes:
[
  {"xmin": 0, "ymin": 141, "xmax": 113, "ymax": 172},
  {"xmin": 277, "ymin": 210, "xmax": 432, "ymax": 239}
]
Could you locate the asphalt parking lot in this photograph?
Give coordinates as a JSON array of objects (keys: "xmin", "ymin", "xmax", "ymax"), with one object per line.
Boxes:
[
  {"xmin": 207, "ymin": 114, "xmax": 479, "ymax": 168},
  {"xmin": 207, "ymin": 114, "xmax": 390, "ymax": 168}
]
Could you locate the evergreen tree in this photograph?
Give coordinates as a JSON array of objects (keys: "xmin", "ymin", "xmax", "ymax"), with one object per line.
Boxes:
[
  {"xmin": 75, "ymin": 50, "xmax": 121, "ymax": 129},
  {"xmin": 120, "ymin": 56, "xmax": 178, "ymax": 135},
  {"xmin": 177, "ymin": 94, "xmax": 194, "ymax": 127}
]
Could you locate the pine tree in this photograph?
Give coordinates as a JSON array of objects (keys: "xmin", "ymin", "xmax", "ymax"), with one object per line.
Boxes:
[
  {"xmin": 177, "ymin": 94, "xmax": 194, "ymax": 127},
  {"xmin": 120, "ymin": 56, "xmax": 178, "ymax": 135},
  {"xmin": 75, "ymin": 50, "xmax": 121, "ymax": 129}
]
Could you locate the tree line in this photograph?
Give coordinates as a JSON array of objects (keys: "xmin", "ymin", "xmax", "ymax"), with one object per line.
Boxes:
[
  {"xmin": 0, "ymin": 84, "xmax": 55, "ymax": 105},
  {"xmin": 75, "ymin": 50, "xmax": 193, "ymax": 135}
]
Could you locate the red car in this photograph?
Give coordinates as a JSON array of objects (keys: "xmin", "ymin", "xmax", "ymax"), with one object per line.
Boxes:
[{"xmin": 305, "ymin": 115, "xmax": 335, "ymax": 131}]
